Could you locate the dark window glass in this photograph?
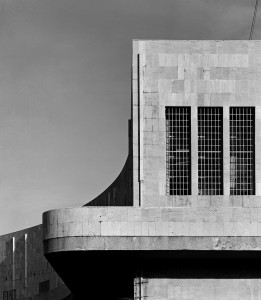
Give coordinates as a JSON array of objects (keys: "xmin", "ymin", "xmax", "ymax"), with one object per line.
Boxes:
[
  {"xmin": 39, "ymin": 280, "xmax": 50, "ymax": 294},
  {"xmin": 3, "ymin": 290, "xmax": 16, "ymax": 300},
  {"xmin": 230, "ymin": 107, "xmax": 255, "ymax": 195},
  {"xmin": 166, "ymin": 107, "xmax": 191, "ymax": 195},
  {"xmin": 198, "ymin": 107, "xmax": 223, "ymax": 195}
]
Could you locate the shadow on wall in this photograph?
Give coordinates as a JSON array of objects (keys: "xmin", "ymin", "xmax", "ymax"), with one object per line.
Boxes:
[
  {"xmin": 0, "ymin": 235, "xmax": 27, "ymax": 299},
  {"xmin": 0, "ymin": 226, "xmax": 71, "ymax": 300},
  {"xmin": 0, "ymin": 239, "xmax": 14, "ymax": 299}
]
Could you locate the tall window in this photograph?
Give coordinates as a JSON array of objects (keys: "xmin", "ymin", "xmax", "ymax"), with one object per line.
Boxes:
[
  {"xmin": 230, "ymin": 107, "xmax": 255, "ymax": 195},
  {"xmin": 166, "ymin": 107, "xmax": 191, "ymax": 195},
  {"xmin": 3, "ymin": 290, "xmax": 16, "ymax": 300},
  {"xmin": 198, "ymin": 107, "xmax": 223, "ymax": 195}
]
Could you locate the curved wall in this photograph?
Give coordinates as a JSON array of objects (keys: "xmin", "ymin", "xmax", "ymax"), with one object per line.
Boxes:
[
  {"xmin": 84, "ymin": 155, "xmax": 133, "ymax": 207},
  {"xmin": 84, "ymin": 119, "xmax": 133, "ymax": 207}
]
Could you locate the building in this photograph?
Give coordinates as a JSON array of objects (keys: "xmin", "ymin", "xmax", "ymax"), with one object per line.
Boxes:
[{"xmin": 1, "ymin": 40, "xmax": 261, "ymax": 299}]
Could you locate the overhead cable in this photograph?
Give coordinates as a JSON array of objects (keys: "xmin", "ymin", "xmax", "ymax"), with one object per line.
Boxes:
[{"xmin": 249, "ymin": 0, "xmax": 259, "ymax": 40}]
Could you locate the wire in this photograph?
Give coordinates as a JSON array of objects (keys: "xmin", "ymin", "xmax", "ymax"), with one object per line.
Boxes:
[{"xmin": 249, "ymin": 0, "xmax": 259, "ymax": 40}]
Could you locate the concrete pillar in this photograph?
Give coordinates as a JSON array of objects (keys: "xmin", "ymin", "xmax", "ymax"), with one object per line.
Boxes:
[{"xmin": 134, "ymin": 276, "xmax": 147, "ymax": 300}]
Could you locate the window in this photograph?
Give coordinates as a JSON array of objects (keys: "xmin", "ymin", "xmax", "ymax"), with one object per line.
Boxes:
[
  {"xmin": 39, "ymin": 280, "xmax": 50, "ymax": 294},
  {"xmin": 230, "ymin": 107, "xmax": 255, "ymax": 195},
  {"xmin": 166, "ymin": 107, "xmax": 191, "ymax": 195},
  {"xmin": 3, "ymin": 290, "xmax": 16, "ymax": 300},
  {"xmin": 198, "ymin": 107, "xmax": 223, "ymax": 195}
]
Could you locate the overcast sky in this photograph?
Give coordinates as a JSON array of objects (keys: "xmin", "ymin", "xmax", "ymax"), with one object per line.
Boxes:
[{"xmin": 0, "ymin": 0, "xmax": 259, "ymax": 235}]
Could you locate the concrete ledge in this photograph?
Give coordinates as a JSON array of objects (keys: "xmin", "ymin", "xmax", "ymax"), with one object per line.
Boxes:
[
  {"xmin": 43, "ymin": 207, "xmax": 261, "ymax": 240},
  {"xmin": 44, "ymin": 236, "xmax": 261, "ymax": 254}
]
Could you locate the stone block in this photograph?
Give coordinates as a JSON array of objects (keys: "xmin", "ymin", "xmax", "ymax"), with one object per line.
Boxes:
[
  {"xmin": 168, "ymin": 209, "xmax": 183, "ymax": 222},
  {"xmin": 250, "ymin": 222, "xmax": 258, "ymax": 236},
  {"xmin": 182, "ymin": 222, "xmax": 190, "ymax": 236},
  {"xmin": 101, "ymin": 222, "xmax": 108, "ymax": 236},
  {"xmin": 111, "ymin": 222, "xmax": 121, "ymax": 236},
  {"xmin": 148, "ymin": 222, "xmax": 156, "ymax": 236},
  {"xmin": 70, "ymin": 222, "xmax": 83, "ymax": 236},
  {"xmin": 87, "ymin": 222, "xmax": 100, "ymax": 236},
  {"xmin": 57, "ymin": 224, "xmax": 64, "ymax": 237},
  {"xmin": 171, "ymin": 80, "xmax": 184, "ymax": 93},
  {"xmin": 120, "ymin": 222, "xmax": 128, "ymax": 236},
  {"xmin": 128, "ymin": 208, "xmax": 136, "ymax": 222},
  {"xmin": 215, "ymin": 222, "xmax": 224, "ymax": 236},
  {"xmin": 127, "ymin": 222, "xmax": 135, "ymax": 236},
  {"xmin": 134, "ymin": 222, "xmax": 142, "ymax": 236},
  {"xmin": 142, "ymin": 222, "xmax": 149, "ymax": 236},
  {"xmin": 168, "ymin": 222, "xmax": 175, "ymax": 236}
]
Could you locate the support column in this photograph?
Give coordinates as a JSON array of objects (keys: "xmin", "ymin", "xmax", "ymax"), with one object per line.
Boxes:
[{"xmin": 134, "ymin": 276, "xmax": 147, "ymax": 300}]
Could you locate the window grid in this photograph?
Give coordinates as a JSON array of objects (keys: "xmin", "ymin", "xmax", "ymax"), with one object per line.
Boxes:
[
  {"xmin": 166, "ymin": 107, "xmax": 191, "ymax": 195},
  {"xmin": 3, "ymin": 290, "xmax": 16, "ymax": 300},
  {"xmin": 198, "ymin": 107, "xmax": 223, "ymax": 195},
  {"xmin": 230, "ymin": 107, "xmax": 255, "ymax": 195}
]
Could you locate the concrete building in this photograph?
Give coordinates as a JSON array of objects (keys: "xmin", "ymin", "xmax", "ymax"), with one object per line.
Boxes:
[{"xmin": 1, "ymin": 40, "xmax": 261, "ymax": 299}]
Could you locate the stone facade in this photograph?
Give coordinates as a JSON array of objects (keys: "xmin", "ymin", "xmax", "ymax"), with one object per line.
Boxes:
[
  {"xmin": 134, "ymin": 278, "xmax": 261, "ymax": 300},
  {"xmin": 132, "ymin": 40, "xmax": 261, "ymax": 206}
]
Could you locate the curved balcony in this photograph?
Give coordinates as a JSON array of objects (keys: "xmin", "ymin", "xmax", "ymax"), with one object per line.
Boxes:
[
  {"xmin": 43, "ymin": 206, "xmax": 261, "ymax": 299},
  {"xmin": 43, "ymin": 206, "xmax": 261, "ymax": 253}
]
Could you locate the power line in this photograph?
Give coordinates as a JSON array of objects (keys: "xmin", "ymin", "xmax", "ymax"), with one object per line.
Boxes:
[{"xmin": 249, "ymin": 0, "xmax": 260, "ymax": 40}]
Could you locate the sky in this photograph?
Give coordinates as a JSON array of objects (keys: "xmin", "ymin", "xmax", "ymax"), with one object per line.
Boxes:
[{"xmin": 0, "ymin": 0, "xmax": 259, "ymax": 235}]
